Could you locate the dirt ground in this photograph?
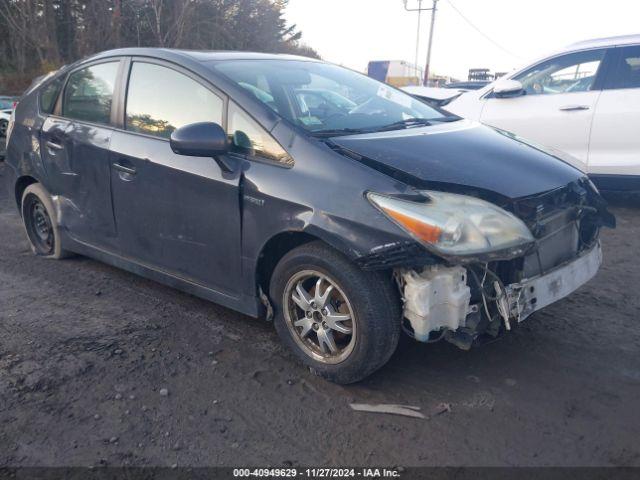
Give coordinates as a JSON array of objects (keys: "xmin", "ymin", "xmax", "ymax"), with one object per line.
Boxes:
[{"xmin": 1, "ymin": 162, "xmax": 639, "ymax": 468}]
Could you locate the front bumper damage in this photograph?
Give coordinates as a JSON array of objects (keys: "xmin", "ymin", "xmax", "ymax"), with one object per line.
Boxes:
[
  {"xmin": 505, "ymin": 242, "xmax": 601, "ymax": 323},
  {"xmin": 398, "ymin": 243, "xmax": 602, "ymax": 348},
  {"xmin": 391, "ymin": 177, "xmax": 614, "ymax": 349}
]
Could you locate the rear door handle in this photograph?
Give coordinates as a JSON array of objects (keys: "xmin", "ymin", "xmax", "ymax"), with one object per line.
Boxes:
[
  {"xmin": 112, "ymin": 163, "xmax": 137, "ymax": 175},
  {"xmin": 45, "ymin": 140, "xmax": 64, "ymax": 151},
  {"xmin": 559, "ymin": 105, "xmax": 590, "ymax": 111}
]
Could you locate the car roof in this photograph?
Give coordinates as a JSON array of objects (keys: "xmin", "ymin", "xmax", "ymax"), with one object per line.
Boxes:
[
  {"xmin": 562, "ymin": 34, "xmax": 640, "ymax": 52},
  {"xmin": 514, "ymin": 34, "xmax": 640, "ymax": 78},
  {"xmin": 86, "ymin": 48, "xmax": 318, "ymax": 64},
  {"xmin": 453, "ymin": 34, "xmax": 640, "ymax": 99}
]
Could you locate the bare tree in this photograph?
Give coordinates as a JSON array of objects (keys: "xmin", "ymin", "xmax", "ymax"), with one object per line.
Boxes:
[{"xmin": 0, "ymin": 0, "xmax": 319, "ymax": 94}]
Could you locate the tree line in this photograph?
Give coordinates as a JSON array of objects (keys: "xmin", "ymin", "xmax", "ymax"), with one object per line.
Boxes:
[{"xmin": 0, "ymin": 0, "xmax": 319, "ymax": 94}]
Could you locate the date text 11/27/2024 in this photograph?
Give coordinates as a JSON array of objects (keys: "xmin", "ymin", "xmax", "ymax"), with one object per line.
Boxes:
[{"xmin": 232, "ymin": 468, "xmax": 403, "ymax": 478}]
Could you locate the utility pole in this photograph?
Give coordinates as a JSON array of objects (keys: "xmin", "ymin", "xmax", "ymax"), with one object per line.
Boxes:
[
  {"xmin": 414, "ymin": 0, "xmax": 423, "ymax": 75},
  {"xmin": 403, "ymin": 0, "xmax": 439, "ymax": 86},
  {"xmin": 423, "ymin": 0, "xmax": 438, "ymax": 86}
]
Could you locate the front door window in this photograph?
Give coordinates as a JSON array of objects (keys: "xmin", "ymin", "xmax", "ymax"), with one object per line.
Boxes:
[
  {"xmin": 515, "ymin": 50, "xmax": 606, "ymax": 95},
  {"xmin": 126, "ymin": 62, "xmax": 223, "ymax": 138}
]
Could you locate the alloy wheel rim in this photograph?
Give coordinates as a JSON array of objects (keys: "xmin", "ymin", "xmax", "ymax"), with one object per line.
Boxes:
[{"xmin": 283, "ymin": 270, "xmax": 356, "ymax": 364}]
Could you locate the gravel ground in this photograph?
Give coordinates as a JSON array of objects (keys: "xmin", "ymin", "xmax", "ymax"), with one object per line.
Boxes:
[{"xmin": 1, "ymin": 162, "xmax": 639, "ymax": 468}]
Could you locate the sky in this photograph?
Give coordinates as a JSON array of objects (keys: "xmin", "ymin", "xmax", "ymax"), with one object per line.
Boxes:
[{"xmin": 285, "ymin": 0, "xmax": 640, "ymax": 80}]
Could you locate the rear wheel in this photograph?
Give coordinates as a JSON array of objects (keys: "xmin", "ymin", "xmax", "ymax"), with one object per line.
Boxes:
[
  {"xmin": 21, "ymin": 183, "xmax": 70, "ymax": 259},
  {"xmin": 270, "ymin": 241, "xmax": 401, "ymax": 384}
]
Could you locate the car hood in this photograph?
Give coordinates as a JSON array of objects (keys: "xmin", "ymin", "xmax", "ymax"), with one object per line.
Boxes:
[{"xmin": 329, "ymin": 120, "xmax": 584, "ymax": 199}]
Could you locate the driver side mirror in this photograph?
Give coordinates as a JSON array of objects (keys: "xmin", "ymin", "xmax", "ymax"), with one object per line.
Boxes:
[
  {"xmin": 493, "ymin": 79, "xmax": 524, "ymax": 98},
  {"xmin": 170, "ymin": 122, "xmax": 228, "ymax": 157}
]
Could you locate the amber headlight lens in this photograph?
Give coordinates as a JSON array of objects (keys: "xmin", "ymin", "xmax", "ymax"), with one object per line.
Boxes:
[{"xmin": 368, "ymin": 190, "xmax": 534, "ymax": 256}]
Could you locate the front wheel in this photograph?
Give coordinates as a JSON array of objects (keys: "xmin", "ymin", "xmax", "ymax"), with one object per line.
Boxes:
[{"xmin": 270, "ymin": 241, "xmax": 401, "ymax": 384}]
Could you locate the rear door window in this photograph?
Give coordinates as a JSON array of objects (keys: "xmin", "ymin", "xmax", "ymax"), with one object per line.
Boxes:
[
  {"xmin": 125, "ymin": 62, "xmax": 223, "ymax": 139},
  {"xmin": 605, "ymin": 45, "xmax": 640, "ymax": 90},
  {"xmin": 62, "ymin": 62, "xmax": 119, "ymax": 125}
]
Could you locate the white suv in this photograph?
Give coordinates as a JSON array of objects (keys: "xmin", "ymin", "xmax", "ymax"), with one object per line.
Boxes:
[
  {"xmin": 0, "ymin": 110, "xmax": 12, "ymax": 159},
  {"xmin": 447, "ymin": 34, "xmax": 640, "ymax": 191}
]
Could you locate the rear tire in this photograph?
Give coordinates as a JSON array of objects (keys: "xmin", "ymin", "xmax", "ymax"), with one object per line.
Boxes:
[
  {"xmin": 270, "ymin": 241, "xmax": 401, "ymax": 384},
  {"xmin": 21, "ymin": 183, "xmax": 71, "ymax": 259}
]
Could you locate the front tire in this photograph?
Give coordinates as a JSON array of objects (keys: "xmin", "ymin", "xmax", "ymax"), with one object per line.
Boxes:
[
  {"xmin": 270, "ymin": 241, "xmax": 401, "ymax": 384},
  {"xmin": 21, "ymin": 183, "xmax": 70, "ymax": 259}
]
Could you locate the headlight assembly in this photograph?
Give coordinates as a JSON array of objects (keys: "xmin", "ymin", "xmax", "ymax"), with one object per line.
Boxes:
[{"xmin": 368, "ymin": 190, "xmax": 534, "ymax": 257}]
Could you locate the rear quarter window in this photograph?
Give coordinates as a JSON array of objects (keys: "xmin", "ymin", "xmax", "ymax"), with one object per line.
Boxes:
[{"xmin": 39, "ymin": 78, "xmax": 64, "ymax": 114}]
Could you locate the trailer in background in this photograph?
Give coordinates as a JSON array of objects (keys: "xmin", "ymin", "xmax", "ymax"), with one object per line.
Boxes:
[{"xmin": 367, "ymin": 60, "xmax": 422, "ymax": 87}]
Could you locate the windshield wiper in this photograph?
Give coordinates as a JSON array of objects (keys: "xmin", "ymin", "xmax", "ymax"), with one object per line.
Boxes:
[
  {"xmin": 427, "ymin": 115, "xmax": 461, "ymax": 123},
  {"xmin": 310, "ymin": 128, "xmax": 372, "ymax": 138},
  {"xmin": 375, "ymin": 116, "xmax": 461, "ymax": 132},
  {"xmin": 374, "ymin": 117, "xmax": 433, "ymax": 132},
  {"xmin": 309, "ymin": 115, "xmax": 461, "ymax": 138}
]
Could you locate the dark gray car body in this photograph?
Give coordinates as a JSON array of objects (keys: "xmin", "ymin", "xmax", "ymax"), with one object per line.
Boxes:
[{"xmin": 4, "ymin": 49, "xmax": 613, "ymax": 319}]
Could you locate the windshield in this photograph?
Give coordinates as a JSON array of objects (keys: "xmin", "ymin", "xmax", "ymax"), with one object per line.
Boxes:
[{"xmin": 212, "ymin": 60, "xmax": 451, "ymax": 135}]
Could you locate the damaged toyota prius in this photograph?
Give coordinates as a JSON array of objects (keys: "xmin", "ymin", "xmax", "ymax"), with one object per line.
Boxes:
[{"xmin": 5, "ymin": 49, "xmax": 615, "ymax": 383}]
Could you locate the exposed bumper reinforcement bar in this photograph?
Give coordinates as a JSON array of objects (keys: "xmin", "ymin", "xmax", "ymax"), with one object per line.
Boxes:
[{"xmin": 506, "ymin": 242, "xmax": 602, "ymax": 322}]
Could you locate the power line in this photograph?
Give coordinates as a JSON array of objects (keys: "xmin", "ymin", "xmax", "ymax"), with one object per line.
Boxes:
[{"xmin": 444, "ymin": 0, "xmax": 524, "ymax": 60}]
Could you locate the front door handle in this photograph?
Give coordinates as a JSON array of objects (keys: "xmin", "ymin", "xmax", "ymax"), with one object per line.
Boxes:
[
  {"xmin": 112, "ymin": 163, "xmax": 137, "ymax": 175},
  {"xmin": 559, "ymin": 105, "xmax": 590, "ymax": 112},
  {"xmin": 45, "ymin": 140, "xmax": 64, "ymax": 151}
]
